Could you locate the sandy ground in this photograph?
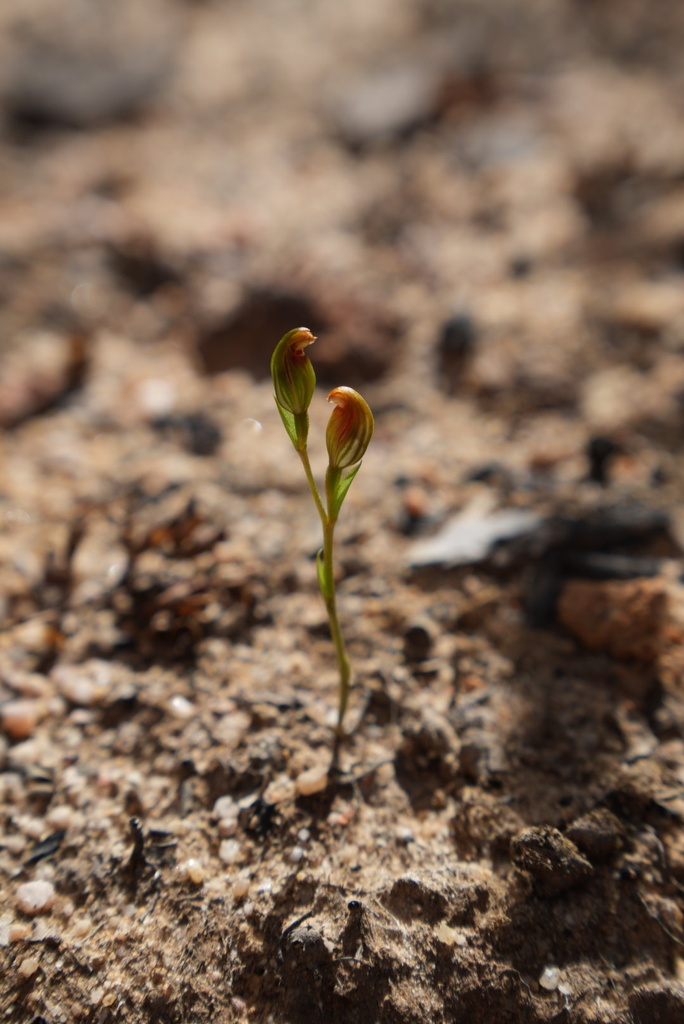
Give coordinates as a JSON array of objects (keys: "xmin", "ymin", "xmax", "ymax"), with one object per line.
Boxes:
[{"xmin": 2, "ymin": 1, "xmax": 684, "ymax": 1021}]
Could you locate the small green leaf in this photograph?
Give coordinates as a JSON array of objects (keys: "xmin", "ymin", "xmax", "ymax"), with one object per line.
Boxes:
[
  {"xmin": 334, "ymin": 463, "xmax": 362, "ymax": 511},
  {"xmin": 327, "ymin": 463, "xmax": 362, "ymax": 521},
  {"xmin": 275, "ymin": 400, "xmax": 298, "ymax": 447}
]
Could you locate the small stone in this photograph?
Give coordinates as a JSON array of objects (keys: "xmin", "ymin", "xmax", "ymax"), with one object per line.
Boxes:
[
  {"xmin": 263, "ymin": 775, "xmax": 296, "ymax": 805},
  {"xmin": 566, "ymin": 809, "xmax": 624, "ymax": 862},
  {"xmin": 16, "ymin": 880, "xmax": 55, "ymax": 915},
  {"xmin": 8, "ymin": 737, "xmax": 50, "ymax": 767},
  {"xmin": 13, "ymin": 674, "xmax": 54, "ymax": 699},
  {"xmin": 59, "ymin": 899, "xmax": 75, "ymax": 919},
  {"xmin": 179, "ymin": 858, "xmax": 205, "ymax": 885},
  {"xmin": 71, "ymin": 917, "xmax": 92, "ymax": 939},
  {"xmin": 289, "ymin": 846, "xmax": 304, "ymax": 864},
  {"xmin": 32, "ymin": 920, "xmax": 58, "ymax": 942},
  {"xmin": 232, "ymin": 875, "xmax": 250, "ymax": 899},
  {"xmin": 295, "ymin": 767, "xmax": 328, "ymax": 797},
  {"xmin": 168, "ymin": 695, "xmax": 194, "ymax": 720},
  {"xmin": 19, "ymin": 816, "xmax": 45, "ymax": 840},
  {"xmin": 403, "ymin": 622, "xmax": 434, "ymax": 663},
  {"xmin": 213, "ymin": 795, "xmax": 239, "ymax": 818},
  {"xmin": 51, "ymin": 662, "xmax": 109, "ymax": 707},
  {"xmin": 1, "ymin": 700, "xmax": 42, "ymax": 740},
  {"xmin": 511, "ymin": 826, "xmax": 593, "ymax": 897},
  {"xmin": 539, "ymin": 966, "xmax": 560, "ymax": 991},
  {"xmin": 219, "ymin": 839, "xmax": 242, "ymax": 865},
  {"xmin": 557, "ymin": 578, "xmax": 666, "ymax": 663},
  {"xmin": 213, "ymin": 711, "xmax": 251, "ymax": 747},
  {"xmin": 90, "ymin": 987, "xmax": 105, "ymax": 1006},
  {"xmin": 45, "ymin": 806, "xmax": 74, "ymax": 831},
  {"xmin": 3, "ymin": 835, "xmax": 26, "ymax": 856},
  {"xmin": 435, "ymin": 922, "xmax": 463, "ymax": 946},
  {"xmin": 17, "ymin": 956, "xmax": 40, "ymax": 980},
  {"xmin": 9, "ymin": 922, "xmax": 32, "ymax": 942}
]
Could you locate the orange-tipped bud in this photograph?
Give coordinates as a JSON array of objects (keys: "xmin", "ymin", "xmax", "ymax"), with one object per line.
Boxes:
[
  {"xmin": 270, "ymin": 327, "xmax": 317, "ymax": 415},
  {"xmin": 326, "ymin": 386, "xmax": 374, "ymax": 470}
]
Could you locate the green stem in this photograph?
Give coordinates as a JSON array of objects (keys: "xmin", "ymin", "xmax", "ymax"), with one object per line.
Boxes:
[
  {"xmin": 297, "ymin": 446, "xmax": 326, "ymax": 528},
  {"xmin": 296, "ymin": 449, "xmax": 353, "ymax": 735},
  {"xmin": 322, "ymin": 516, "xmax": 352, "ymax": 734}
]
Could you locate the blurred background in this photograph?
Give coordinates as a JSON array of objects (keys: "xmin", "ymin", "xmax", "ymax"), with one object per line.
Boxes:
[{"xmin": 1, "ymin": 0, "xmax": 684, "ymax": 437}]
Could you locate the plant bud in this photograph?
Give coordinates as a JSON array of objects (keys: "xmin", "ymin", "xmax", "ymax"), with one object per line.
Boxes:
[
  {"xmin": 326, "ymin": 387, "xmax": 374, "ymax": 470},
  {"xmin": 270, "ymin": 327, "xmax": 316, "ymax": 415}
]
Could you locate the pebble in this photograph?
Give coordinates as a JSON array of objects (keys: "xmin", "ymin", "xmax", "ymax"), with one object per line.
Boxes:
[
  {"xmin": 45, "ymin": 805, "xmax": 74, "ymax": 831},
  {"xmin": 8, "ymin": 737, "xmax": 51, "ymax": 768},
  {"xmin": 403, "ymin": 621, "xmax": 434, "ymax": 663},
  {"xmin": 168, "ymin": 694, "xmax": 194, "ymax": 719},
  {"xmin": 232, "ymin": 875, "xmax": 250, "ymax": 899},
  {"xmin": 539, "ymin": 966, "xmax": 561, "ymax": 991},
  {"xmin": 289, "ymin": 846, "xmax": 304, "ymax": 864},
  {"xmin": 71, "ymin": 917, "xmax": 92, "ymax": 939},
  {"xmin": 90, "ymin": 987, "xmax": 105, "ymax": 1007},
  {"xmin": 12, "ymin": 674, "xmax": 54, "ymax": 700},
  {"xmin": 3, "ymin": 835, "xmax": 26, "ymax": 856},
  {"xmin": 214, "ymin": 795, "xmax": 239, "ymax": 837},
  {"xmin": 1, "ymin": 700, "xmax": 42, "ymax": 740},
  {"xmin": 14, "ymin": 619, "xmax": 51, "ymax": 653},
  {"xmin": 338, "ymin": 843, "xmax": 359, "ymax": 865},
  {"xmin": 295, "ymin": 767, "xmax": 328, "ymax": 797},
  {"xmin": 435, "ymin": 922, "xmax": 465, "ymax": 946},
  {"xmin": 510, "ymin": 825, "xmax": 593, "ymax": 897},
  {"xmin": 0, "ymin": 772, "xmax": 24, "ymax": 803},
  {"xmin": 218, "ymin": 817, "xmax": 238, "ymax": 838},
  {"xmin": 51, "ymin": 663, "xmax": 107, "ymax": 707},
  {"xmin": 566, "ymin": 809, "xmax": 624, "ymax": 862},
  {"xmin": 17, "ymin": 956, "xmax": 40, "ymax": 980},
  {"xmin": 213, "ymin": 795, "xmax": 239, "ymax": 818},
  {"xmin": 219, "ymin": 839, "xmax": 242, "ymax": 865},
  {"xmin": 59, "ymin": 899, "xmax": 75, "ymax": 919},
  {"xmin": 214, "ymin": 712, "xmax": 253, "ymax": 747},
  {"xmin": 264, "ymin": 775, "xmax": 296, "ymax": 804},
  {"xmin": 16, "ymin": 880, "xmax": 56, "ymax": 915},
  {"xmin": 178, "ymin": 858, "xmax": 205, "ymax": 885},
  {"xmin": 18, "ymin": 816, "xmax": 45, "ymax": 840}
]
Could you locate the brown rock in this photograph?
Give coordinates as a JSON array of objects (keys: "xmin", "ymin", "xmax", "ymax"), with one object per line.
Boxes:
[
  {"xmin": 557, "ymin": 577, "xmax": 667, "ymax": 662},
  {"xmin": 566, "ymin": 808, "xmax": 625, "ymax": 862},
  {"xmin": 510, "ymin": 825, "xmax": 593, "ymax": 897}
]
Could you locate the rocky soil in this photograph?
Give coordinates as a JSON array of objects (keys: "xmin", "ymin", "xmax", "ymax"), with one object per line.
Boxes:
[{"xmin": 2, "ymin": 1, "xmax": 684, "ymax": 1022}]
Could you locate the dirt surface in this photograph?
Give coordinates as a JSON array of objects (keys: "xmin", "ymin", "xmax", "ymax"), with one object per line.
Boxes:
[{"xmin": 3, "ymin": 1, "xmax": 684, "ymax": 1022}]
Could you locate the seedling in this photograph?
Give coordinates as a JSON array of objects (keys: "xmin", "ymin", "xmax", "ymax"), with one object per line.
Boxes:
[{"xmin": 271, "ymin": 327, "xmax": 374, "ymax": 736}]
